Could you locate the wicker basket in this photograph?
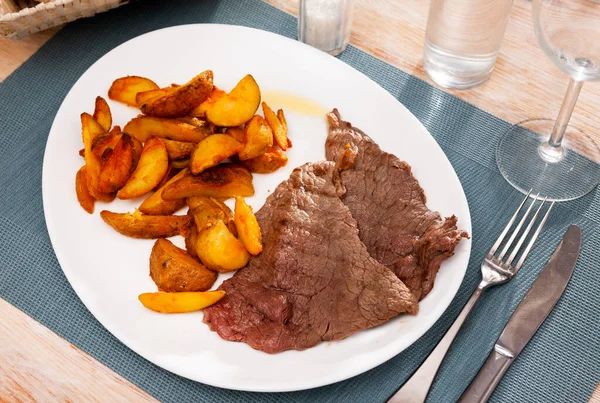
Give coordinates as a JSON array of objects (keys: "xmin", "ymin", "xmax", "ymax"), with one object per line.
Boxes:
[{"xmin": 0, "ymin": 0, "xmax": 128, "ymax": 39}]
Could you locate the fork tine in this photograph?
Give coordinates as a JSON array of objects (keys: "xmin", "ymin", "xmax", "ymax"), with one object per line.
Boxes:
[
  {"xmin": 506, "ymin": 197, "xmax": 547, "ymax": 266},
  {"xmin": 513, "ymin": 201, "xmax": 555, "ymax": 271},
  {"xmin": 487, "ymin": 190, "xmax": 532, "ymax": 258},
  {"xmin": 497, "ymin": 192, "xmax": 539, "ymax": 260}
]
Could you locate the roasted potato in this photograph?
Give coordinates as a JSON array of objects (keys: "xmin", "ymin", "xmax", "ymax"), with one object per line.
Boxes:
[
  {"xmin": 205, "ymin": 74, "xmax": 261, "ymax": 127},
  {"xmin": 138, "ymin": 290, "xmax": 225, "ymax": 313},
  {"xmin": 141, "ymin": 70, "xmax": 214, "ymax": 118},
  {"xmin": 189, "ymin": 134, "xmax": 243, "ymax": 174},
  {"xmin": 196, "ymin": 220, "xmax": 250, "ymax": 272},
  {"xmin": 184, "ymin": 223, "xmax": 199, "ymax": 259},
  {"xmin": 241, "ymin": 144, "xmax": 288, "ymax": 174},
  {"xmin": 81, "ymin": 113, "xmax": 115, "ymax": 202},
  {"xmin": 190, "ymin": 86, "xmax": 226, "ymax": 118},
  {"xmin": 225, "ymin": 127, "xmax": 245, "ymax": 143},
  {"xmin": 149, "ymin": 238, "xmax": 217, "ymax": 292},
  {"xmin": 108, "ymin": 76, "xmax": 159, "ymax": 107},
  {"xmin": 171, "ymin": 158, "xmax": 190, "ymax": 169},
  {"xmin": 100, "ymin": 210, "xmax": 191, "ymax": 239},
  {"xmin": 139, "ymin": 168, "xmax": 188, "ymax": 215},
  {"xmin": 91, "ymin": 126, "xmax": 122, "ymax": 161},
  {"xmin": 239, "ymin": 115, "xmax": 273, "ymax": 160},
  {"xmin": 93, "ymin": 96, "xmax": 112, "ymax": 132},
  {"xmin": 187, "ymin": 196, "xmax": 237, "ymax": 235},
  {"xmin": 117, "ymin": 137, "xmax": 169, "ymax": 200},
  {"xmin": 123, "ymin": 115, "xmax": 212, "ymax": 143},
  {"xmin": 263, "ymin": 102, "xmax": 289, "ymax": 151},
  {"xmin": 162, "ymin": 139, "xmax": 196, "ymax": 160},
  {"xmin": 234, "ymin": 196, "xmax": 262, "ymax": 255},
  {"xmin": 162, "ymin": 163, "xmax": 254, "ymax": 200},
  {"xmin": 75, "ymin": 166, "xmax": 95, "ymax": 214},
  {"xmin": 135, "ymin": 87, "xmax": 177, "ymax": 107},
  {"xmin": 97, "ymin": 134, "xmax": 134, "ymax": 194},
  {"xmin": 154, "ymin": 164, "xmax": 178, "ymax": 191}
]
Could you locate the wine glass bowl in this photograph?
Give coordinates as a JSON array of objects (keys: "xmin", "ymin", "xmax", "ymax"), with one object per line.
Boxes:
[{"xmin": 496, "ymin": 0, "xmax": 600, "ymax": 202}]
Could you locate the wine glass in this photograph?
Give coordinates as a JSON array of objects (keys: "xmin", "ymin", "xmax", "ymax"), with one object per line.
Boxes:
[{"xmin": 496, "ymin": 0, "xmax": 600, "ymax": 201}]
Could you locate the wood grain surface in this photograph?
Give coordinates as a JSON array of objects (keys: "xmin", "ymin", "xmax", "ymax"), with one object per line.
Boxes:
[{"xmin": 0, "ymin": 0, "xmax": 598, "ymax": 401}]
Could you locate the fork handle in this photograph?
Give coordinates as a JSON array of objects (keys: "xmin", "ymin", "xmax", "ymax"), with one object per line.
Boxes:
[{"xmin": 387, "ymin": 282, "xmax": 488, "ymax": 403}]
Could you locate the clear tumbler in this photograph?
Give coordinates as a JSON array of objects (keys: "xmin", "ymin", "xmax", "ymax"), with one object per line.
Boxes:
[
  {"xmin": 298, "ymin": 0, "xmax": 354, "ymax": 56},
  {"xmin": 423, "ymin": 0, "xmax": 514, "ymax": 89}
]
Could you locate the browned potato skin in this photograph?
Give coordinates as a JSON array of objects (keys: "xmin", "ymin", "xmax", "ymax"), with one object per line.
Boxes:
[
  {"xmin": 171, "ymin": 158, "xmax": 190, "ymax": 169},
  {"xmin": 75, "ymin": 166, "xmax": 95, "ymax": 214},
  {"xmin": 91, "ymin": 126, "xmax": 122, "ymax": 161},
  {"xmin": 100, "ymin": 210, "xmax": 191, "ymax": 239},
  {"xmin": 189, "ymin": 134, "xmax": 243, "ymax": 174},
  {"xmin": 239, "ymin": 115, "xmax": 273, "ymax": 160},
  {"xmin": 93, "ymin": 96, "xmax": 112, "ymax": 132},
  {"xmin": 263, "ymin": 103, "xmax": 289, "ymax": 151},
  {"xmin": 141, "ymin": 71, "xmax": 214, "ymax": 118},
  {"xmin": 162, "ymin": 163, "xmax": 254, "ymax": 200},
  {"xmin": 135, "ymin": 87, "xmax": 177, "ymax": 107},
  {"xmin": 234, "ymin": 196, "xmax": 263, "ymax": 255},
  {"xmin": 149, "ymin": 238, "xmax": 217, "ymax": 292},
  {"xmin": 139, "ymin": 168, "xmax": 188, "ymax": 215},
  {"xmin": 123, "ymin": 115, "xmax": 212, "ymax": 143},
  {"xmin": 108, "ymin": 76, "xmax": 159, "ymax": 107},
  {"xmin": 117, "ymin": 137, "xmax": 169, "ymax": 200},
  {"xmin": 241, "ymin": 144, "xmax": 288, "ymax": 174},
  {"xmin": 162, "ymin": 139, "xmax": 196, "ymax": 160},
  {"xmin": 81, "ymin": 113, "xmax": 115, "ymax": 202},
  {"xmin": 187, "ymin": 196, "xmax": 237, "ymax": 236},
  {"xmin": 97, "ymin": 134, "xmax": 134, "ymax": 194},
  {"xmin": 196, "ymin": 220, "xmax": 250, "ymax": 272},
  {"xmin": 184, "ymin": 222, "xmax": 199, "ymax": 259}
]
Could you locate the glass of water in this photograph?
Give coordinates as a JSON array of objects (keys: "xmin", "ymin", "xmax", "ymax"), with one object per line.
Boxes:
[
  {"xmin": 423, "ymin": 0, "xmax": 515, "ymax": 89},
  {"xmin": 496, "ymin": 0, "xmax": 600, "ymax": 201}
]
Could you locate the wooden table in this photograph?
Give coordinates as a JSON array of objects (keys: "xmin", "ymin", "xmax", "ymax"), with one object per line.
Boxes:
[{"xmin": 1, "ymin": 0, "xmax": 598, "ymax": 401}]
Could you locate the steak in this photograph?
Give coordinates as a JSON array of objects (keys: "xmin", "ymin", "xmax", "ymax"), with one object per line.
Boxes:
[
  {"xmin": 203, "ymin": 161, "xmax": 418, "ymax": 354},
  {"xmin": 326, "ymin": 109, "xmax": 468, "ymax": 300}
]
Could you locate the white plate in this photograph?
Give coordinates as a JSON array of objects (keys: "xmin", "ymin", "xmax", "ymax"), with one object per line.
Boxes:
[{"xmin": 42, "ymin": 24, "xmax": 472, "ymax": 392}]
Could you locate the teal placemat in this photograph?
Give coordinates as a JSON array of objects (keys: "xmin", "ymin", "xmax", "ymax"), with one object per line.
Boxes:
[{"xmin": 1, "ymin": 0, "xmax": 599, "ymax": 401}]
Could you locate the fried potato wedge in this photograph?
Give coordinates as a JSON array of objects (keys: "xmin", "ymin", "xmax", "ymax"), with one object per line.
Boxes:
[
  {"xmin": 241, "ymin": 144, "xmax": 288, "ymax": 174},
  {"xmin": 162, "ymin": 139, "xmax": 196, "ymax": 160},
  {"xmin": 263, "ymin": 102, "xmax": 289, "ymax": 151},
  {"xmin": 139, "ymin": 168, "xmax": 188, "ymax": 215},
  {"xmin": 184, "ymin": 222, "xmax": 199, "ymax": 259},
  {"xmin": 234, "ymin": 196, "xmax": 262, "ymax": 255},
  {"xmin": 135, "ymin": 87, "xmax": 177, "ymax": 107},
  {"xmin": 187, "ymin": 196, "xmax": 237, "ymax": 235},
  {"xmin": 100, "ymin": 210, "xmax": 191, "ymax": 239},
  {"xmin": 75, "ymin": 166, "xmax": 95, "ymax": 214},
  {"xmin": 123, "ymin": 115, "xmax": 212, "ymax": 143},
  {"xmin": 108, "ymin": 76, "xmax": 159, "ymax": 107},
  {"xmin": 93, "ymin": 96, "xmax": 112, "ymax": 132},
  {"xmin": 97, "ymin": 134, "xmax": 134, "ymax": 194},
  {"xmin": 141, "ymin": 70, "xmax": 214, "ymax": 118},
  {"xmin": 91, "ymin": 126, "xmax": 122, "ymax": 162},
  {"xmin": 149, "ymin": 238, "xmax": 217, "ymax": 292},
  {"xmin": 162, "ymin": 163, "xmax": 254, "ymax": 200},
  {"xmin": 138, "ymin": 290, "xmax": 225, "ymax": 313},
  {"xmin": 190, "ymin": 86, "xmax": 226, "ymax": 118},
  {"xmin": 117, "ymin": 137, "xmax": 169, "ymax": 200},
  {"xmin": 81, "ymin": 113, "xmax": 114, "ymax": 202},
  {"xmin": 205, "ymin": 74, "xmax": 261, "ymax": 127},
  {"xmin": 239, "ymin": 115, "xmax": 273, "ymax": 160},
  {"xmin": 225, "ymin": 126, "xmax": 245, "ymax": 143},
  {"xmin": 171, "ymin": 158, "xmax": 190, "ymax": 169},
  {"xmin": 196, "ymin": 220, "xmax": 250, "ymax": 272},
  {"xmin": 189, "ymin": 134, "xmax": 243, "ymax": 174}
]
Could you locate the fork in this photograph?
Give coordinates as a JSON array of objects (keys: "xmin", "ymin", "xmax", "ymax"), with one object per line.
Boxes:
[{"xmin": 388, "ymin": 192, "xmax": 554, "ymax": 403}]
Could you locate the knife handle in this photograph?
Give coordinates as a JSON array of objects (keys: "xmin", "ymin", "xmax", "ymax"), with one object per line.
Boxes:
[{"xmin": 458, "ymin": 347, "xmax": 514, "ymax": 403}]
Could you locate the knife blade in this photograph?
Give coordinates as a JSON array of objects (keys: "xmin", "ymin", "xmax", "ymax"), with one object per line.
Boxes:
[{"xmin": 459, "ymin": 224, "xmax": 582, "ymax": 403}]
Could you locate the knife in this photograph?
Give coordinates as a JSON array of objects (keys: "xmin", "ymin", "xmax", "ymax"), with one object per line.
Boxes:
[{"xmin": 459, "ymin": 224, "xmax": 582, "ymax": 403}]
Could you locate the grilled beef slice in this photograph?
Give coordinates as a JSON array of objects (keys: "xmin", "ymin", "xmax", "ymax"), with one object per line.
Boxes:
[
  {"xmin": 203, "ymin": 161, "xmax": 418, "ymax": 353},
  {"xmin": 326, "ymin": 109, "xmax": 468, "ymax": 300}
]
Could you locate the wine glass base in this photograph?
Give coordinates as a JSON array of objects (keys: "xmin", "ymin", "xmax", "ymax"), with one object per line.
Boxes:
[{"xmin": 496, "ymin": 118, "xmax": 600, "ymax": 202}]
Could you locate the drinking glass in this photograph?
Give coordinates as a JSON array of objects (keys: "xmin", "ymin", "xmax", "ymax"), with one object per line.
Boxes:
[{"xmin": 496, "ymin": 0, "xmax": 600, "ymax": 201}]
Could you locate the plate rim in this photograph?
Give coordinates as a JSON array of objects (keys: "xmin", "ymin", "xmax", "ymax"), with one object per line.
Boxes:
[{"xmin": 42, "ymin": 23, "xmax": 472, "ymax": 392}]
